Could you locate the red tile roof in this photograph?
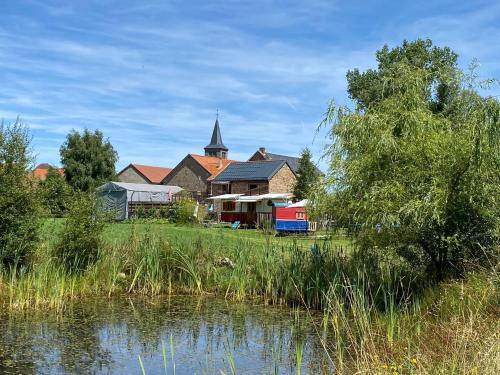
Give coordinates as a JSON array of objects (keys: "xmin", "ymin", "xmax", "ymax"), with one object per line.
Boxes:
[
  {"xmin": 189, "ymin": 154, "xmax": 237, "ymax": 179},
  {"xmin": 119, "ymin": 163, "xmax": 173, "ymax": 184},
  {"xmin": 32, "ymin": 164, "xmax": 64, "ymax": 181}
]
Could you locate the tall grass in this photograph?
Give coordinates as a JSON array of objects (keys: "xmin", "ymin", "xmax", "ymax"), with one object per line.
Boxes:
[{"xmin": 0, "ymin": 224, "xmax": 498, "ymax": 373}]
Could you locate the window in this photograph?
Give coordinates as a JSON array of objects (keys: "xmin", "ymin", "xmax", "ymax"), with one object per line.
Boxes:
[
  {"xmin": 296, "ymin": 211, "xmax": 306, "ymax": 220},
  {"xmin": 223, "ymin": 201, "xmax": 236, "ymax": 211},
  {"xmin": 248, "ymin": 183, "xmax": 259, "ymax": 191}
]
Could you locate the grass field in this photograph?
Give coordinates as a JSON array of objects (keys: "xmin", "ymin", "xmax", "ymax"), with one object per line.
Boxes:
[{"xmin": 41, "ymin": 218, "xmax": 354, "ymax": 249}]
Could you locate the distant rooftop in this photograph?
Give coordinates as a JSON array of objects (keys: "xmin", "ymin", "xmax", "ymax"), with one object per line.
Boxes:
[{"xmin": 118, "ymin": 163, "xmax": 172, "ymax": 184}]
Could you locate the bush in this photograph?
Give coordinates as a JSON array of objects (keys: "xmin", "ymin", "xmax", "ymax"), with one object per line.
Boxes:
[
  {"xmin": 0, "ymin": 120, "xmax": 40, "ymax": 268},
  {"xmin": 38, "ymin": 166, "xmax": 72, "ymax": 217},
  {"xmin": 55, "ymin": 193, "xmax": 106, "ymax": 273},
  {"xmin": 170, "ymin": 197, "xmax": 197, "ymax": 224}
]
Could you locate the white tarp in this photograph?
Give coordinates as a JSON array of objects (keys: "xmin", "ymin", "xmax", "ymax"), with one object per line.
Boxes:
[
  {"xmin": 288, "ymin": 199, "xmax": 308, "ymax": 208},
  {"xmin": 98, "ymin": 181, "xmax": 183, "ymax": 220}
]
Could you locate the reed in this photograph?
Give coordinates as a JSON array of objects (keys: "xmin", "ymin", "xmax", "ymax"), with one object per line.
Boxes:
[{"xmin": 1, "ymin": 223, "xmax": 498, "ymax": 374}]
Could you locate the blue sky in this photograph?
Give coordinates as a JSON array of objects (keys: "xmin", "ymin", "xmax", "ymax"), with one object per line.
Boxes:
[{"xmin": 1, "ymin": 0, "xmax": 499, "ymax": 171}]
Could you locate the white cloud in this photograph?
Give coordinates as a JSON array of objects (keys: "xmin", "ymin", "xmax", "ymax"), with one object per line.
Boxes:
[{"xmin": 1, "ymin": 0, "xmax": 498, "ymax": 172}]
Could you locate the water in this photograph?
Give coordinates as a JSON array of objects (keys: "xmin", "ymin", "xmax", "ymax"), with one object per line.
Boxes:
[{"xmin": 0, "ymin": 297, "xmax": 334, "ymax": 374}]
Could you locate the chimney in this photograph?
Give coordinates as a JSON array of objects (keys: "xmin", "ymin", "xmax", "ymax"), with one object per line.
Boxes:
[
  {"xmin": 218, "ymin": 158, "xmax": 223, "ymax": 169},
  {"xmin": 259, "ymin": 147, "xmax": 266, "ymax": 155}
]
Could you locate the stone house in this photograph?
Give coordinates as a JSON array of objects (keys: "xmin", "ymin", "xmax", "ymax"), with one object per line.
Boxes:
[
  {"xmin": 209, "ymin": 160, "xmax": 297, "ymax": 224},
  {"xmin": 117, "ymin": 164, "xmax": 172, "ymax": 185},
  {"xmin": 162, "ymin": 154, "xmax": 235, "ymax": 201}
]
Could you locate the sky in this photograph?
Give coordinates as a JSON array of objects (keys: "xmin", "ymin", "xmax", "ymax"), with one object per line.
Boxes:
[{"xmin": 1, "ymin": 0, "xmax": 499, "ymax": 171}]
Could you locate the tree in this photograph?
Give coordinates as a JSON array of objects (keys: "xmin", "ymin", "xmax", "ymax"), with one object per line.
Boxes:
[
  {"xmin": 0, "ymin": 119, "xmax": 40, "ymax": 267},
  {"xmin": 60, "ymin": 129, "xmax": 118, "ymax": 192},
  {"xmin": 38, "ymin": 166, "xmax": 72, "ymax": 217},
  {"xmin": 346, "ymin": 38, "xmax": 459, "ymax": 112},
  {"xmin": 322, "ymin": 40, "xmax": 499, "ymax": 281},
  {"xmin": 293, "ymin": 148, "xmax": 320, "ymax": 200}
]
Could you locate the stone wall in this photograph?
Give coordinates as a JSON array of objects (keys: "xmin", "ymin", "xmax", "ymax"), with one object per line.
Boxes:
[
  {"xmin": 248, "ymin": 151, "xmax": 266, "ymax": 162},
  {"xmin": 230, "ymin": 181, "xmax": 269, "ymax": 195},
  {"xmin": 268, "ymin": 164, "xmax": 296, "ymax": 193},
  {"xmin": 163, "ymin": 156, "xmax": 210, "ymax": 195},
  {"xmin": 118, "ymin": 167, "xmax": 148, "ymax": 184}
]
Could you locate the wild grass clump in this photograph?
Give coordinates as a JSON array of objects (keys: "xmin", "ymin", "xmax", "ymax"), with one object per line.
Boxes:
[{"xmin": 322, "ymin": 266, "xmax": 499, "ymax": 374}]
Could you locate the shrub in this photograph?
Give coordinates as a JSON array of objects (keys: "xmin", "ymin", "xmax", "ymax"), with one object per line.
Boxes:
[
  {"xmin": 38, "ymin": 166, "xmax": 72, "ymax": 217},
  {"xmin": 55, "ymin": 193, "xmax": 106, "ymax": 273},
  {"xmin": 0, "ymin": 119, "xmax": 40, "ymax": 268},
  {"xmin": 169, "ymin": 197, "xmax": 197, "ymax": 224}
]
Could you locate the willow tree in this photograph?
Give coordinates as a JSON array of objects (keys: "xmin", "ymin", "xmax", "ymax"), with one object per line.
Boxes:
[{"xmin": 322, "ymin": 40, "xmax": 499, "ymax": 280}]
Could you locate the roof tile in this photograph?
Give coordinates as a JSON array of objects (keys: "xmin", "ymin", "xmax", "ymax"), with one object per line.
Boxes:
[
  {"xmin": 190, "ymin": 154, "xmax": 237, "ymax": 178},
  {"xmin": 120, "ymin": 164, "xmax": 173, "ymax": 184}
]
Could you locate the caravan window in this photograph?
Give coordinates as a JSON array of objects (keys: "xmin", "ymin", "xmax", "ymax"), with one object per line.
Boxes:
[
  {"xmin": 296, "ymin": 211, "xmax": 306, "ymax": 220},
  {"xmin": 223, "ymin": 201, "xmax": 236, "ymax": 211}
]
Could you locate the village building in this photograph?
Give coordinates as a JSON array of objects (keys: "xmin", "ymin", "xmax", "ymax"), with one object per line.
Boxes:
[
  {"xmin": 248, "ymin": 147, "xmax": 300, "ymax": 174},
  {"xmin": 162, "ymin": 118, "xmax": 237, "ymax": 201},
  {"xmin": 117, "ymin": 163, "xmax": 172, "ymax": 185},
  {"xmin": 32, "ymin": 163, "xmax": 64, "ymax": 181},
  {"xmin": 209, "ymin": 160, "xmax": 297, "ymax": 225}
]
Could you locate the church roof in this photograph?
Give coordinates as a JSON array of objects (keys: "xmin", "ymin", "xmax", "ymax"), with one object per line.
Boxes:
[{"xmin": 204, "ymin": 118, "xmax": 228, "ymax": 151}]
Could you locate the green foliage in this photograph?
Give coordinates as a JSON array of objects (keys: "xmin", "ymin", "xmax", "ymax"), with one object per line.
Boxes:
[
  {"xmin": 322, "ymin": 40, "xmax": 499, "ymax": 281},
  {"xmin": 346, "ymin": 38, "xmax": 459, "ymax": 112},
  {"xmin": 60, "ymin": 128, "xmax": 118, "ymax": 192},
  {"xmin": 293, "ymin": 148, "xmax": 320, "ymax": 200},
  {"xmin": 0, "ymin": 119, "xmax": 40, "ymax": 267},
  {"xmin": 55, "ymin": 193, "xmax": 106, "ymax": 273},
  {"xmin": 169, "ymin": 197, "xmax": 197, "ymax": 224},
  {"xmin": 38, "ymin": 166, "xmax": 72, "ymax": 217}
]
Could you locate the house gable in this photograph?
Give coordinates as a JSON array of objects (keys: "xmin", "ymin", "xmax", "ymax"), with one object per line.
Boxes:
[
  {"xmin": 269, "ymin": 163, "xmax": 297, "ymax": 194},
  {"xmin": 248, "ymin": 150, "xmax": 267, "ymax": 162},
  {"xmin": 118, "ymin": 165, "xmax": 150, "ymax": 184},
  {"xmin": 162, "ymin": 154, "xmax": 211, "ymax": 194},
  {"xmin": 248, "ymin": 147, "xmax": 300, "ymax": 174}
]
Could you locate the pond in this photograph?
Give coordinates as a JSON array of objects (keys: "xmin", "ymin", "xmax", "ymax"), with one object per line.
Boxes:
[{"xmin": 0, "ymin": 297, "xmax": 334, "ymax": 374}]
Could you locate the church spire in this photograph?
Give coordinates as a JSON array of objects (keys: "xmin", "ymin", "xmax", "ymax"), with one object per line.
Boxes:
[{"xmin": 204, "ymin": 115, "xmax": 228, "ymax": 159}]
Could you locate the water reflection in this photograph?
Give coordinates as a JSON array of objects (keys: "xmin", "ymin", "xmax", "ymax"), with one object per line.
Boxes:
[{"xmin": 1, "ymin": 297, "xmax": 334, "ymax": 374}]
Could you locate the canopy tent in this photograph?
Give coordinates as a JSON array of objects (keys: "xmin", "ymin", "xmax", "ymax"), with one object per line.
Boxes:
[{"xmin": 98, "ymin": 181, "xmax": 183, "ymax": 220}]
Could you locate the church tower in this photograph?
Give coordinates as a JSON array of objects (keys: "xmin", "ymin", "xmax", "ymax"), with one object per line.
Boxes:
[{"xmin": 204, "ymin": 116, "xmax": 228, "ymax": 159}]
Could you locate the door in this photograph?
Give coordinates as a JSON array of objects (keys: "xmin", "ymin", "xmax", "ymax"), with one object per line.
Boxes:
[{"xmin": 247, "ymin": 202, "xmax": 257, "ymax": 224}]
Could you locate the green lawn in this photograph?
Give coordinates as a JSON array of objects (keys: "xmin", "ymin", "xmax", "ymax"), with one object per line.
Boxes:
[{"xmin": 41, "ymin": 218, "xmax": 353, "ymax": 250}]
